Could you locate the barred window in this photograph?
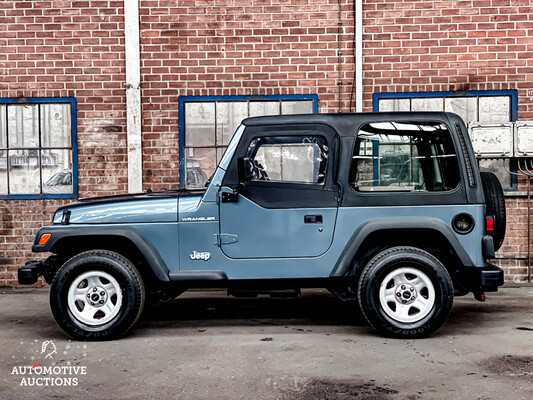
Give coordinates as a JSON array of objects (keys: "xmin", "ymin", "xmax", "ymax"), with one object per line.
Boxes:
[
  {"xmin": 180, "ymin": 96, "xmax": 317, "ymax": 188},
  {"xmin": 0, "ymin": 99, "xmax": 77, "ymax": 198}
]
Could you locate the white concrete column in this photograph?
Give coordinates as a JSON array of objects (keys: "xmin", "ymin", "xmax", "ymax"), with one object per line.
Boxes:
[
  {"xmin": 124, "ymin": 0, "xmax": 142, "ymax": 193},
  {"xmin": 355, "ymin": 0, "xmax": 363, "ymax": 112}
]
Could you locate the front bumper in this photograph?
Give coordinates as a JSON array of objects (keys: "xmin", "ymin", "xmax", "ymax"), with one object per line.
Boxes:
[
  {"xmin": 18, "ymin": 256, "xmax": 59, "ymax": 285},
  {"xmin": 18, "ymin": 260, "xmax": 44, "ymax": 285}
]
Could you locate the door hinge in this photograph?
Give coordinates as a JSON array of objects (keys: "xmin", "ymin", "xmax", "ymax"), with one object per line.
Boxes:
[
  {"xmin": 213, "ymin": 233, "xmax": 239, "ymax": 246},
  {"xmin": 221, "ymin": 191, "xmax": 239, "ymax": 203}
]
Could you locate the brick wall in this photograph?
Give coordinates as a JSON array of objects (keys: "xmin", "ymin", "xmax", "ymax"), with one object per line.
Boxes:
[
  {"xmin": 0, "ymin": 0, "xmax": 128, "ymax": 285},
  {"xmin": 139, "ymin": 0, "xmax": 356, "ymax": 191},
  {"xmin": 0, "ymin": 0, "xmax": 531, "ymax": 286}
]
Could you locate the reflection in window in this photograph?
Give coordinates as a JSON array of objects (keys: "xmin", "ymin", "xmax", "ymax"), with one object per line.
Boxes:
[
  {"xmin": 246, "ymin": 136, "xmax": 328, "ymax": 184},
  {"xmin": 351, "ymin": 122, "xmax": 459, "ymax": 192},
  {"xmin": 0, "ymin": 102, "xmax": 74, "ymax": 196},
  {"xmin": 182, "ymin": 98, "xmax": 315, "ymax": 188}
]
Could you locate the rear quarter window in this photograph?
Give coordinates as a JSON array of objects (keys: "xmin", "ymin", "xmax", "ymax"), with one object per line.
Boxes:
[{"xmin": 350, "ymin": 121, "xmax": 460, "ymax": 192}]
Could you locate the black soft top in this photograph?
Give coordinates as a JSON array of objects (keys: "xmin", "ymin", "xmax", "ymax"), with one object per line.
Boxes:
[{"xmin": 242, "ymin": 112, "xmax": 457, "ymax": 137}]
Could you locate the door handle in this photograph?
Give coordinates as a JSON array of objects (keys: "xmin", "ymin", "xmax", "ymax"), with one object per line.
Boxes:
[{"xmin": 304, "ymin": 215, "xmax": 323, "ymax": 224}]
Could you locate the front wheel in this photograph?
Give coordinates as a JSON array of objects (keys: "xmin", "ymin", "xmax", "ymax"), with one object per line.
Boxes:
[
  {"xmin": 358, "ymin": 247, "xmax": 453, "ymax": 338},
  {"xmin": 50, "ymin": 250, "xmax": 145, "ymax": 340}
]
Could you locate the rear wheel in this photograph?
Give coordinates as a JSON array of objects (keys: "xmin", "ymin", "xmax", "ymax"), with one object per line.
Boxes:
[
  {"xmin": 358, "ymin": 247, "xmax": 453, "ymax": 338},
  {"xmin": 50, "ymin": 250, "xmax": 145, "ymax": 340}
]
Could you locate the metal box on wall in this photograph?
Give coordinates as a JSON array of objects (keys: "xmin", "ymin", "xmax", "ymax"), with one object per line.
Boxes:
[
  {"xmin": 515, "ymin": 122, "xmax": 533, "ymax": 157},
  {"xmin": 468, "ymin": 123, "xmax": 514, "ymax": 158}
]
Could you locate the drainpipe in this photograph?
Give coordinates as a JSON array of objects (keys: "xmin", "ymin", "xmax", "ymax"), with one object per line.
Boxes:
[
  {"xmin": 124, "ymin": 0, "xmax": 142, "ymax": 193},
  {"xmin": 355, "ymin": 0, "xmax": 363, "ymax": 112}
]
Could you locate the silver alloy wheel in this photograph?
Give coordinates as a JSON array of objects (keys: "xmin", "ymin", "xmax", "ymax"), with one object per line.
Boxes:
[
  {"xmin": 378, "ymin": 267, "xmax": 436, "ymax": 324},
  {"xmin": 67, "ymin": 271, "xmax": 123, "ymax": 326}
]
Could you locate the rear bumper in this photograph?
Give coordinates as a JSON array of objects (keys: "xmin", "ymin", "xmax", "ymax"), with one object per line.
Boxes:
[
  {"xmin": 454, "ymin": 263, "xmax": 504, "ymax": 296},
  {"xmin": 18, "ymin": 260, "xmax": 44, "ymax": 285},
  {"xmin": 479, "ymin": 263, "xmax": 504, "ymax": 291}
]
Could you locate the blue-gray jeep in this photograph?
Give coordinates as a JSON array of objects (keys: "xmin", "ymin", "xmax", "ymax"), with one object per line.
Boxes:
[{"xmin": 19, "ymin": 113, "xmax": 506, "ymax": 340}]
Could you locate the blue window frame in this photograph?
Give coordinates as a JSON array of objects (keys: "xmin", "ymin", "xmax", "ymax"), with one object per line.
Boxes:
[
  {"xmin": 372, "ymin": 90, "xmax": 519, "ymax": 191},
  {"xmin": 0, "ymin": 97, "xmax": 77, "ymax": 199},
  {"xmin": 372, "ymin": 90, "xmax": 518, "ymax": 122},
  {"xmin": 178, "ymin": 94, "xmax": 319, "ymax": 188}
]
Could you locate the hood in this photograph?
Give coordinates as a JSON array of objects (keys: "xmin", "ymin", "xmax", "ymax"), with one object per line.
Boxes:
[{"xmin": 54, "ymin": 189, "xmax": 206, "ymax": 225}]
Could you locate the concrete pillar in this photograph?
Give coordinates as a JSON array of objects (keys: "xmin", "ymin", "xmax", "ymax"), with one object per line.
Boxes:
[{"xmin": 124, "ymin": 0, "xmax": 142, "ymax": 193}]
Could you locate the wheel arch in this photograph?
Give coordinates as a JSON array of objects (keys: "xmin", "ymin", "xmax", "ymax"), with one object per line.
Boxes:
[
  {"xmin": 36, "ymin": 226, "xmax": 170, "ymax": 283},
  {"xmin": 330, "ymin": 218, "xmax": 474, "ymax": 279}
]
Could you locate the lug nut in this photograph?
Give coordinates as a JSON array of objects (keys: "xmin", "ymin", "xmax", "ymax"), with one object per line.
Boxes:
[
  {"xmin": 87, "ymin": 293, "xmax": 90, "ymax": 298},
  {"xmin": 93, "ymin": 287, "xmax": 97, "ymax": 292},
  {"xmin": 396, "ymin": 292, "xmax": 401, "ymax": 297},
  {"xmin": 100, "ymin": 291, "xmax": 105, "ymax": 295},
  {"xmin": 402, "ymin": 300, "xmax": 407, "ymax": 304},
  {"xmin": 410, "ymin": 287, "xmax": 414, "ymax": 291},
  {"xmin": 91, "ymin": 302, "xmax": 95, "ymax": 306},
  {"xmin": 99, "ymin": 300, "xmax": 104, "ymax": 304},
  {"xmin": 401, "ymin": 285, "xmax": 405, "ymax": 290}
]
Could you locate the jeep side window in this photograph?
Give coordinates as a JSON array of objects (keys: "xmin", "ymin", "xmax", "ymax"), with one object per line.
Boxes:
[
  {"xmin": 246, "ymin": 136, "xmax": 328, "ymax": 184},
  {"xmin": 351, "ymin": 121, "xmax": 460, "ymax": 192}
]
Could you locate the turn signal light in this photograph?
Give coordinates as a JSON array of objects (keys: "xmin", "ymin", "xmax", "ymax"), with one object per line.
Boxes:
[
  {"xmin": 38, "ymin": 233, "xmax": 51, "ymax": 246},
  {"xmin": 486, "ymin": 217, "xmax": 494, "ymax": 233}
]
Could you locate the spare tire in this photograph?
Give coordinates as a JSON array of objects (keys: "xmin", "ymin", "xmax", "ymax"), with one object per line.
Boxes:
[{"xmin": 480, "ymin": 172, "xmax": 506, "ymax": 251}]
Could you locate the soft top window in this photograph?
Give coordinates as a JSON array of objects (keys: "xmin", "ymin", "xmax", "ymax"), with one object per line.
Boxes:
[
  {"xmin": 351, "ymin": 121, "xmax": 460, "ymax": 192},
  {"xmin": 245, "ymin": 135, "xmax": 328, "ymax": 184}
]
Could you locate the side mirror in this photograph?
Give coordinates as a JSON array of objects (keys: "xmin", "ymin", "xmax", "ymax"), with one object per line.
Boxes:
[{"xmin": 237, "ymin": 157, "xmax": 254, "ymax": 184}]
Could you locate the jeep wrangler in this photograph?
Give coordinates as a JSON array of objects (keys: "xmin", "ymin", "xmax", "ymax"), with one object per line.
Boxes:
[{"xmin": 19, "ymin": 112, "xmax": 506, "ymax": 340}]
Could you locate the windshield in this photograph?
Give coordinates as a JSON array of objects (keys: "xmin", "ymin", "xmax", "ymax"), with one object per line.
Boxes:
[{"xmin": 218, "ymin": 124, "xmax": 245, "ymax": 171}]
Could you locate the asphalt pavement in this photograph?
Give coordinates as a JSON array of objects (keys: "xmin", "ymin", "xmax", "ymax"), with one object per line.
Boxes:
[{"xmin": 1, "ymin": 286, "xmax": 532, "ymax": 399}]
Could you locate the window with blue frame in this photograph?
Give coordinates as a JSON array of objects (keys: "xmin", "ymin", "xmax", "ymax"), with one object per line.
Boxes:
[
  {"xmin": 0, "ymin": 98, "xmax": 77, "ymax": 199},
  {"xmin": 178, "ymin": 95, "xmax": 318, "ymax": 188},
  {"xmin": 373, "ymin": 90, "xmax": 518, "ymax": 190}
]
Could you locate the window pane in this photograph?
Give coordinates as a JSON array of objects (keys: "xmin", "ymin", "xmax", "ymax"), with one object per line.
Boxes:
[
  {"xmin": 216, "ymin": 147, "xmax": 227, "ymax": 165},
  {"xmin": 444, "ymin": 97, "xmax": 477, "ymax": 123},
  {"xmin": 41, "ymin": 104, "xmax": 71, "ymax": 148},
  {"xmin": 185, "ymin": 102, "xmax": 215, "ymax": 146},
  {"xmin": 478, "ymin": 96, "xmax": 510, "ymax": 123},
  {"xmin": 479, "ymin": 159, "xmax": 512, "ymax": 190},
  {"xmin": 0, "ymin": 105, "xmax": 7, "ymax": 147},
  {"xmin": 246, "ymin": 136, "xmax": 327, "ymax": 184},
  {"xmin": 0, "ymin": 150, "xmax": 7, "ymax": 193},
  {"xmin": 249, "ymin": 101, "xmax": 280, "ymax": 117},
  {"xmin": 281, "ymin": 101, "xmax": 314, "ymax": 114},
  {"xmin": 379, "ymin": 99, "xmax": 410, "ymax": 112},
  {"xmin": 42, "ymin": 149, "xmax": 73, "ymax": 194},
  {"xmin": 216, "ymin": 102, "xmax": 248, "ymax": 146},
  {"xmin": 8, "ymin": 150, "xmax": 40, "ymax": 194},
  {"xmin": 411, "ymin": 98, "xmax": 444, "ymax": 112},
  {"xmin": 351, "ymin": 122, "xmax": 459, "ymax": 192},
  {"xmin": 184, "ymin": 147, "xmax": 215, "ymax": 188},
  {"xmin": 8, "ymin": 105, "xmax": 39, "ymax": 148}
]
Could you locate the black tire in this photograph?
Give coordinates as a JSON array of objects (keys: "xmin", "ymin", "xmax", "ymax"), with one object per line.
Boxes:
[
  {"xmin": 50, "ymin": 250, "xmax": 145, "ymax": 341},
  {"xmin": 358, "ymin": 247, "xmax": 454, "ymax": 338},
  {"xmin": 480, "ymin": 171, "xmax": 506, "ymax": 251}
]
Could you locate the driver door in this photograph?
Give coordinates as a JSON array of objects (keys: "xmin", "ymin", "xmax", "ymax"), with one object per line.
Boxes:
[{"xmin": 218, "ymin": 125, "xmax": 339, "ymax": 259}]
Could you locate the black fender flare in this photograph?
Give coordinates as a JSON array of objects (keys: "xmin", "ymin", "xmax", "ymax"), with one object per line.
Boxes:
[
  {"xmin": 32, "ymin": 226, "xmax": 170, "ymax": 281},
  {"xmin": 330, "ymin": 217, "xmax": 474, "ymax": 277}
]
